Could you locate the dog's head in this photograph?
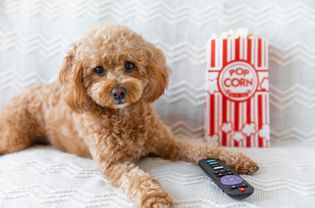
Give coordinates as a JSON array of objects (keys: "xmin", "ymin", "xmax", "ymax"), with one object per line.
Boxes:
[{"xmin": 59, "ymin": 25, "xmax": 170, "ymax": 112}]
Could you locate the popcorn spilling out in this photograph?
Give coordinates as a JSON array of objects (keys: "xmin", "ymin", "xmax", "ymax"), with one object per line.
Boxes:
[
  {"xmin": 205, "ymin": 29, "xmax": 270, "ymax": 148},
  {"xmin": 211, "ymin": 28, "xmax": 256, "ymax": 39}
]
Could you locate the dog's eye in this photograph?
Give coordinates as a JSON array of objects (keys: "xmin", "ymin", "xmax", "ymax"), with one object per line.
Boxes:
[
  {"xmin": 94, "ymin": 66, "xmax": 105, "ymax": 76},
  {"xmin": 125, "ymin": 61, "xmax": 135, "ymax": 72}
]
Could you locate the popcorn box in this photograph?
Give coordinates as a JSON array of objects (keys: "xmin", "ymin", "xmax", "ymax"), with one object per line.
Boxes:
[{"xmin": 205, "ymin": 31, "xmax": 270, "ymax": 148}]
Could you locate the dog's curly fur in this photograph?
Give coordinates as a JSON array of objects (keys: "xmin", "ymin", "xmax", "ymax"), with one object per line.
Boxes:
[{"xmin": 0, "ymin": 25, "xmax": 258, "ymax": 208}]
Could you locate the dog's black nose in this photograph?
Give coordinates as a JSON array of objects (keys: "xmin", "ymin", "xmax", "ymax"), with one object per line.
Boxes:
[{"xmin": 111, "ymin": 87, "xmax": 126, "ymax": 102}]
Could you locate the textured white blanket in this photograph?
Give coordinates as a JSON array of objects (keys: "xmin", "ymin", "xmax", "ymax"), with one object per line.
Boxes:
[{"xmin": 0, "ymin": 144, "xmax": 315, "ymax": 208}]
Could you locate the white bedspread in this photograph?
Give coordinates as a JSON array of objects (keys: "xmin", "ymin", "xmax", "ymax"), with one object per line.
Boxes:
[{"xmin": 0, "ymin": 144, "xmax": 315, "ymax": 208}]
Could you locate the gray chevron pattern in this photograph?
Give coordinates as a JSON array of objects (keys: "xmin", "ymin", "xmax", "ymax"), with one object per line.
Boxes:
[{"xmin": 0, "ymin": 0, "xmax": 315, "ymax": 141}]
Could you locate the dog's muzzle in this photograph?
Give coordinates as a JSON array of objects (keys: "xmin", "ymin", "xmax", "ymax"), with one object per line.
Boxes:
[{"xmin": 111, "ymin": 86, "xmax": 127, "ymax": 104}]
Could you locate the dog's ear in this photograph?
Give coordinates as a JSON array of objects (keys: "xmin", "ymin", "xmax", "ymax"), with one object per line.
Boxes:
[
  {"xmin": 59, "ymin": 44, "xmax": 90, "ymax": 113},
  {"xmin": 143, "ymin": 44, "xmax": 170, "ymax": 102}
]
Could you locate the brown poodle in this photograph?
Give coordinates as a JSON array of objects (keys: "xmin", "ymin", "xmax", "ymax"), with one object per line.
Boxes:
[{"xmin": 0, "ymin": 24, "xmax": 258, "ymax": 208}]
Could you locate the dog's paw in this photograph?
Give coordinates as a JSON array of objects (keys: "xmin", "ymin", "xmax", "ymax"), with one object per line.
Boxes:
[
  {"xmin": 222, "ymin": 152, "xmax": 259, "ymax": 175},
  {"xmin": 140, "ymin": 192, "xmax": 173, "ymax": 208}
]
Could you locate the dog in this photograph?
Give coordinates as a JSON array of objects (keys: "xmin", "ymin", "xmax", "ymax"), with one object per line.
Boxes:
[{"xmin": 0, "ymin": 24, "xmax": 258, "ymax": 208}]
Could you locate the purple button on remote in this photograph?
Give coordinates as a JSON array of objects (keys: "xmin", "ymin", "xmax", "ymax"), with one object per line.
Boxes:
[{"xmin": 220, "ymin": 175, "xmax": 243, "ymax": 185}]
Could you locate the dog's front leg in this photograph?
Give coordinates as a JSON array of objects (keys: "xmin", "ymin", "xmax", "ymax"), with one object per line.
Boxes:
[
  {"xmin": 91, "ymin": 147, "xmax": 174, "ymax": 208},
  {"xmin": 148, "ymin": 126, "xmax": 259, "ymax": 175}
]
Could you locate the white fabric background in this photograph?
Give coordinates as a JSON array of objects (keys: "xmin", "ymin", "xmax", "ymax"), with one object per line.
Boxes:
[{"xmin": 0, "ymin": 0, "xmax": 315, "ymax": 207}]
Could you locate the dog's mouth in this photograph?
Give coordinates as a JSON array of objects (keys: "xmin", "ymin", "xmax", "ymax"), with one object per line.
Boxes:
[
  {"xmin": 115, "ymin": 98, "xmax": 125, "ymax": 106},
  {"xmin": 116, "ymin": 98, "xmax": 125, "ymax": 105},
  {"xmin": 112, "ymin": 94, "xmax": 128, "ymax": 109}
]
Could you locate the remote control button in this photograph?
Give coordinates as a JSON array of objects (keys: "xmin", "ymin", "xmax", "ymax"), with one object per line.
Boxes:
[
  {"xmin": 207, "ymin": 160, "xmax": 218, "ymax": 164},
  {"xmin": 208, "ymin": 163, "xmax": 219, "ymax": 166},
  {"xmin": 213, "ymin": 166, "xmax": 224, "ymax": 170},
  {"xmin": 219, "ymin": 170, "xmax": 226, "ymax": 173},
  {"xmin": 239, "ymin": 187, "xmax": 246, "ymax": 192},
  {"xmin": 241, "ymin": 183, "xmax": 248, "ymax": 188},
  {"xmin": 214, "ymin": 171, "xmax": 220, "ymax": 174},
  {"xmin": 217, "ymin": 173, "xmax": 225, "ymax": 177},
  {"xmin": 206, "ymin": 159, "xmax": 217, "ymax": 163},
  {"xmin": 225, "ymin": 171, "xmax": 233, "ymax": 175},
  {"xmin": 220, "ymin": 175, "xmax": 243, "ymax": 185},
  {"xmin": 231, "ymin": 185, "xmax": 238, "ymax": 190}
]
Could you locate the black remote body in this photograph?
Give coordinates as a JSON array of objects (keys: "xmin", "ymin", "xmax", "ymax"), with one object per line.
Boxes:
[{"xmin": 198, "ymin": 158, "xmax": 254, "ymax": 199}]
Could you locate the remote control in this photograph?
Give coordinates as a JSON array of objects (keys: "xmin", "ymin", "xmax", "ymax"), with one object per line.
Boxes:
[{"xmin": 198, "ymin": 158, "xmax": 254, "ymax": 199}]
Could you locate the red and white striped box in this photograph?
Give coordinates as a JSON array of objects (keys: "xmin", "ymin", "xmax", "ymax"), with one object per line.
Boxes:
[{"xmin": 205, "ymin": 32, "xmax": 270, "ymax": 148}]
